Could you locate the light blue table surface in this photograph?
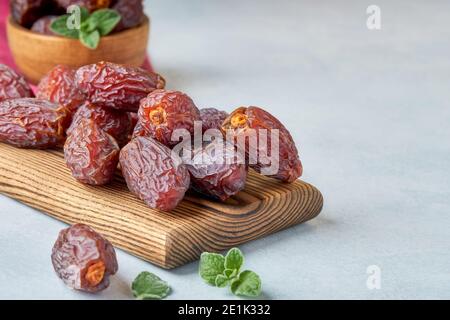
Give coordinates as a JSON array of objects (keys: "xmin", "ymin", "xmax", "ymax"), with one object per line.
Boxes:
[{"xmin": 1, "ymin": 0, "xmax": 449, "ymax": 299}]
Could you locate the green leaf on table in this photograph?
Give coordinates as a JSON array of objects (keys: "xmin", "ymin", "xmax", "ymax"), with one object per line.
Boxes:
[
  {"xmin": 89, "ymin": 9, "xmax": 121, "ymax": 36},
  {"xmin": 224, "ymin": 247, "xmax": 244, "ymax": 273},
  {"xmin": 215, "ymin": 274, "xmax": 229, "ymax": 288},
  {"xmin": 80, "ymin": 30, "xmax": 100, "ymax": 49},
  {"xmin": 199, "ymin": 252, "xmax": 225, "ymax": 286},
  {"xmin": 50, "ymin": 15, "xmax": 79, "ymax": 39},
  {"xmin": 230, "ymin": 270, "xmax": 262, "ymax": 297},
  {"xmin": 223, "ymin": 268, "xmax": 238, "ymax": 279},
  {"xmin": 132, "ymin": 272, "xmax": 171, "ymax": 300}
]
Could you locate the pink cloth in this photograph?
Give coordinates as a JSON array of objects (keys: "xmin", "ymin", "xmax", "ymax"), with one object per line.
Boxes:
[
  {"xmin": 0, "ymin": 1, "xmax": 15, "ymax": 69},
  {"xmin": 0, "ymin": 1, "xmax": 153, "ymax": 72}
]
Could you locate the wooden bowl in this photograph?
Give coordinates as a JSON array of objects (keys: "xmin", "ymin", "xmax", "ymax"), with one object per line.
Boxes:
[{"xmin": 6, "ymin": 16, "xmax": 150, "ymax": 84}]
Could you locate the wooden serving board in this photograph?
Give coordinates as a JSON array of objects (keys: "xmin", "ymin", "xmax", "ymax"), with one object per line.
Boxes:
[{"xmin": 0, "ymin": 143, "xmax": 323, "ymax": 269}]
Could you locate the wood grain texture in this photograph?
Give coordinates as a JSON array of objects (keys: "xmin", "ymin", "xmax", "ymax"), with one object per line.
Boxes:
[
  {"xmin": 6, "ymin": 16, "xmax": 150, "ymax": 84},
  {"xmin": 0, "ymin": 143, "xmax": 323, "ymax": 269}
]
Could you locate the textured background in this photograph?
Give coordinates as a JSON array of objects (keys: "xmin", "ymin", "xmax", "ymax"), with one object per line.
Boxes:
[{"xmin": 0, "ymin": 0, "xmax": 449, "ymax": 299}]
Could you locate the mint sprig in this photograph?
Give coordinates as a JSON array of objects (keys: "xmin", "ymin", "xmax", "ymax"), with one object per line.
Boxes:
[
  {"xmin": 199, "ymin": 248, "xmax": 262, "ymax": 297},
  {"xmin": 230, "ymin": 270, "xmax": 262, "ymax": 297},
  {"xmin": 131, "ymin": 272, "xmax": 171, "ymax": 300},
  {"xmin": 199, "ymin": 253, "xmax": 225, "ymax": 286},
  {"xmin": 50, "ymin": 8, "xmax": 121, "ymax": 49}
]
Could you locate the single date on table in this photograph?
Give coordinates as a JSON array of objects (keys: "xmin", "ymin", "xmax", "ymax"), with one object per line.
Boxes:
[{"xmin": 177, "ymin": 304, "xmax": 271, "ymax": 317}]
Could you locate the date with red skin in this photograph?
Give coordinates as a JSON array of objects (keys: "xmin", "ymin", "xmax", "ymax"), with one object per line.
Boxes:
[
  {"xmin": 67, "ymin": 103, "xmax": 132, "ymax": 147},
  {"xmin": 185, "ymin": 140, "xmax": 247, "ymax": 201},
  {"xmin": 0, "ymin": 64, "xmax": 34, "ymax": 102},
  {"xmin": 200, "ymin": 108, "xmax": 228, "ymax": 133},
  {"xmin": 54, "ymin": 0, "xmax": 110, "ymax": 12},
  {"xmin": 0, "ymin": 98, "xmax": 69, "ymax": 148},
  {"xmin": 129, "ymin": 112, "xmax": 139, "ymax": 130},
  {"xmin": 64, "ymin": 119, "xmax": 120, "ymax": 185},
  {"xmin": 10, "ymin": 0, "xmax": 49, "ymax": 28},
  {"xmin": 112, "ymin": 0, "xmax": 144, "ymax": 33},
  {"xmin": 37, "ymin": 65, "xmax": 86, "ymax": 113},
  {"xmin": 130, "ymin": 119, "xmax": 147, "ymax": 140},
  {"xmin": 138, "ymin": 90, "xmax": 201, "ymax": 147},
  {"xmin": 31, "ymin": 15, "xmax": 57, "ymax": 35},
  {"xmin": 51, "ymin": 223, "xmax": 118, "ymax": 293},
  {"xmin": 75, "ymin": 62, "xmax": 166, "ymax": 112},
  {"xmin": 120, "ymin": 136, "xmax": 190, "ymax": 211},
  {"xmin": 221, "ymin": 106, "xmax": 302, "ymax": 183}
]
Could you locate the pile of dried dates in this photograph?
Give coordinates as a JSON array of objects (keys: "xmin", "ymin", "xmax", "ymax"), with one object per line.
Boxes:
[
  {"xmin": 10, "ymin": 0, "xmax": 144, "ymax": 34},
  {"xmin": 0, "ymin": 61, "xmax": 303, "ymax": 211}
]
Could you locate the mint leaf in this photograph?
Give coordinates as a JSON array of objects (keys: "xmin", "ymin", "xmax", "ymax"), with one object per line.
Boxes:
[
  {"xmin": 225, "ymin": 248, "xmax": 244, "ymax": 272},
  {"xmin": 230, "ymin": 270, "xmax": 262, "ymax": 297},
  {"xmin": 80, "ymin": 17, "xmax": 97, "ymax": 34},
  {"xmin": 80, "ymin": 7, "xmax": 90, "ymax": 23},
  {"xmin": 215, "ymin": 275, "xmax": 229, "ymax": 288},
  {"xmin": 199, "ymin": 252, "xmax": 225, "ymax": 286},
  {"xmin": 80, "ymin": 30, "xmax": 100, "ymax": 49},
  {"xmin": 223, "ymin": 268, "xmax": 238, "ymax": 279},
  {"xmin": 50, "ymin": 15, "xmax": 79, "ymax": 39},
  {"xmin": 132, "ymin": 272, "xmax": 170, "ymax": 300},
  {"xmin": 89, "ymin": 9, "xmax": 121, "ymax": 36}
]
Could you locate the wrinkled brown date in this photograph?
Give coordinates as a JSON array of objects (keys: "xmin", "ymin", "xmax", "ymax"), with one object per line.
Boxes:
[
  {"xmin": 75, "ymin": 61, "xmax": 166, "ymax": 112},
  {"xmin": 67, "ymin": 103, "xmax": 132, "ymax": 147},
  {"xmin": 37, "ymin": 65, "xmax": 85, "ymax": 113},
  {"xmin": 31, "ymin": 15, "xmax": 57, "ymax": 35},
  {"xmin": 0, "ymin": 98, "xmax": 69, "ymax": 148},
  {"xmin": 120, "ymin": 136, "xmax": 190, "ymax": 211},
  {"xmin": 64, "ymin": 118, "xmax": 120, "ymax": 185},
  {"xmin": 129, "ymin": 112, "xmax": 138, "ymax": 129},
  {"xmin": 138, "ymin": 90, "xmax": 201, "ymax": 147},
  {"xmin": 54, "ymin": 0, "xmax": 110, "ymax": 12},
  {"xmin": 51, "ymin": 223, "xmax": 118, "ymax": 293},
  {"xmin": 130, "ymin": 119, "xmax": 147, "ymax": 140},
  {"xmin": 221, "ymin": 106, "xmax": 302, "ymax": 183},
  {"xmin": 10, "ymin": 0, "xmax": 49, "ymax": 28},
  {"xmin": 0, "ymin": 64, "xmax": 34, "ymax": 102},
  {"xmin": 200, "ymin": 107, "xmax": 228, "ymax": 132},
  {"xmin": 112, "ymin": 0, "xmax": 144, "ymax": 33},
  {"xmin": 185, "ymin": 140, "xmax": 247, "ymax": 201}
]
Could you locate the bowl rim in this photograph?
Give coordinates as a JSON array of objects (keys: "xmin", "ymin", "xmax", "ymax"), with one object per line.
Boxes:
[{"xmin": 7, "ymin": 15, "xmax": 150, "ymax": 43}]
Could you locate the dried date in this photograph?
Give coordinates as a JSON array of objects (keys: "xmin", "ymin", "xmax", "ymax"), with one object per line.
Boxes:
[
  {"xmin": 120, "ymin": 136, "xmax": 190, "ymax": 211},
  {"xmin": 37, "ymin": 65, "xmax": 86, "ymax": 113},
  {"xmin": 185, "ymin": 140, "xmax": 247, "ymax": 201},
  {"xmin": 64, "ymin": 118, "xmax": 120, "ymax": 185},
  {"xmin": 129, "ymin": 112, "xmax": 138, "ymax": 129},
  {"xmin": 0, "ymin": 64, "xmax": 34, "ymax": 102},
  {"xmin": 112, "ymin": 0, "xmax": 144, "ymax": 33},
  {"xmin": 67, "ymin": 103, "xmax": 132, "ymax": 147},
  {"xmin": 51, "ymin": 223, "xmax": 118, "ymax": 293},
  {"xmin": 221, "ymin": 106, "xmax": 302, "ymax": 183},
  {"xmin": 54, "ymin": 0, "xmax": 110, "ymax": 12},
  {"xmin": 75, "ymin": 61, "xmax": 166, "ymax": 112},
  {"xmin": 130, "ymin": 119, "xmax": 147, "ymax": 140},
  {"xmin": 138, "ymin": 90, "xmax": 200, "ymax": 147},
  {"xmin": 0, "ymin": 98, "xmax": 69, "ymax": 148},
  {"xmin": 10, "ymin": 0, "xmax": 49, "ymax": 28},
  {"xmin": 200, "ymin": 107, "xmax": 228, "ymax": 133},
  {"xmin": 31, "ymin": 15, "xmax": 57, "ymax": 35}
]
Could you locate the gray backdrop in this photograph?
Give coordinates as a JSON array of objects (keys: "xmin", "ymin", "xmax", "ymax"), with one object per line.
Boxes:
[{"xmin": 1, "ymin": 0, "xmax": 449, "ymax": 299}]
